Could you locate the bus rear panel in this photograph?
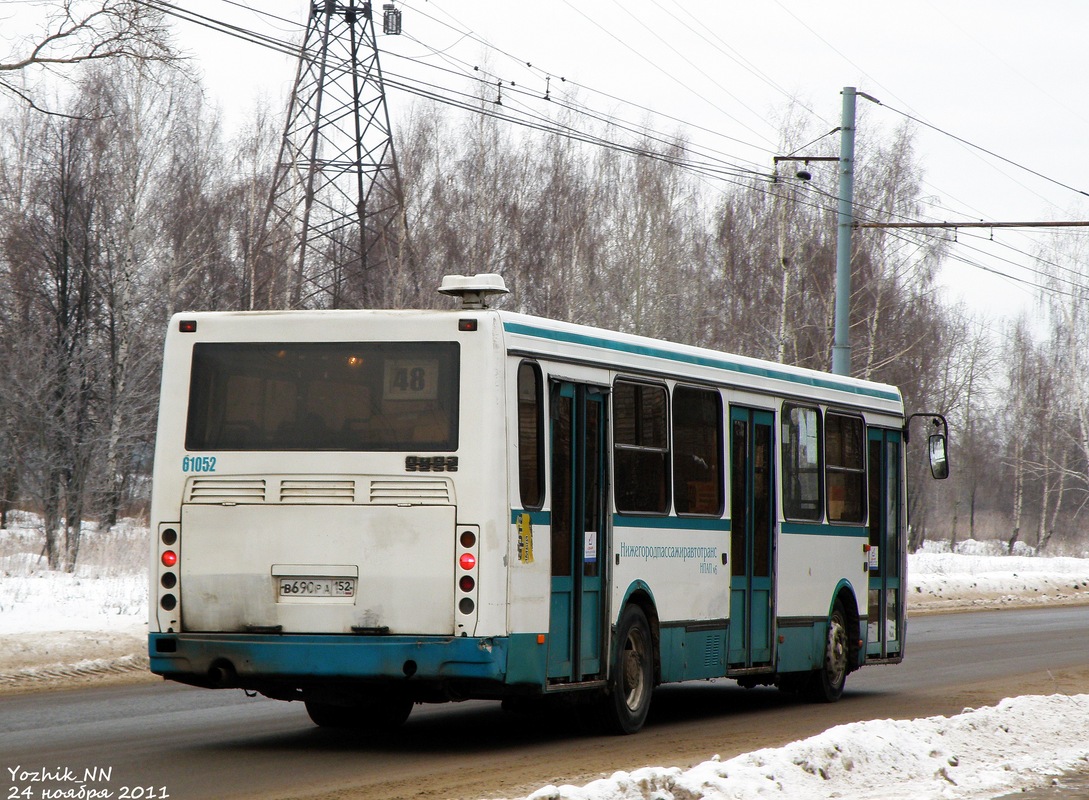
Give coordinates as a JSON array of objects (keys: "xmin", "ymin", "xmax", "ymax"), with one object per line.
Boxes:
[{"xmin": 149, "ymin": 310, "xmax": 520, "ymax": 702}]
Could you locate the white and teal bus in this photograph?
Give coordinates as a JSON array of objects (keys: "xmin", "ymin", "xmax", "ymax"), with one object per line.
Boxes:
[{"xmin": 148, "ymin": 274, "xmax": 946, "ymax": 734}]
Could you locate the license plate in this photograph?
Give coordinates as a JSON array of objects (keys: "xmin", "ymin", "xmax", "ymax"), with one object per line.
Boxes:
[{"xmin": 278, "ymin": 577, "xmax": 356, "ymax": 598}]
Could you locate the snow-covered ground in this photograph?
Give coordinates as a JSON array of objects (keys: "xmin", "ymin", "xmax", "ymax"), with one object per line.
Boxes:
[
  {"xmin": 516, "ymin": 694, "xmax": 1089, "ymax": 800},
  {"xmin": 4, "ymin": 519, "xmax": 1089, "ymax": 799}
]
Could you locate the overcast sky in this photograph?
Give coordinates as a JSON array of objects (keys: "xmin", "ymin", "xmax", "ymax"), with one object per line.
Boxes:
[{"xmin": 9, "ymin": 1, "xmax": 1089, "ymax": 321}]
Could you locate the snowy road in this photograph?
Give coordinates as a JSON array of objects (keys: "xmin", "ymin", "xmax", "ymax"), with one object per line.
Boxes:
[{"xmin": 4, "ymin": 606, "xmax": 1089, "ymax": 800}]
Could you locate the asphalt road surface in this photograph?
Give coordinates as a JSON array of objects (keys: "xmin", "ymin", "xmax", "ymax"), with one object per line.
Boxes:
[{"xmin": 4, "ymin": 606, "xmax": 1089, "ymax": 800}]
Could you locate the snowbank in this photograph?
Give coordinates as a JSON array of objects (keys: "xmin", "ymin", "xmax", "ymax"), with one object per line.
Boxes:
[
  {"xmin": 515, "ymin": 694, "xmax": 1089, "ymax": 800},
  {"xmin": 0, "ymin": 517, "xmax": 147, "ymax": 682},
  {"xmin": 910, "ymin": 541, "xmax": 1089, "ymax": 611}
]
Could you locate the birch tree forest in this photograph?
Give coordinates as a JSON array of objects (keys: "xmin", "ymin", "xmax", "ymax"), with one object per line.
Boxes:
[{"xmin": 0, "ymin": 15, "xmax": 1084, "ymax": 568}]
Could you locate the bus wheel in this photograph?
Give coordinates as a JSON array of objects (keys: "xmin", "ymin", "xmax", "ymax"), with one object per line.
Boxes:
[
  {"xmin": 807, "ymin": 601, "xmax": 849, "ymax": 703},
  {"xmin": 602, "ymin": 604, "xmax": 654, "ymax": 734},
  {"xmin": 304, "ymin": 696, "xmax": 413, "ymax": 731}
]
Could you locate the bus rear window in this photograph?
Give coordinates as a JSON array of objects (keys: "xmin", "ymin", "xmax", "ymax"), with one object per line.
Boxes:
[{"xmin": 185, "ymin": 342, "xmax": 460, "ymax": 451}]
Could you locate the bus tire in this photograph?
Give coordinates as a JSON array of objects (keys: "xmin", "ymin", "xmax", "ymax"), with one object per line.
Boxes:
[
  {"xmin": 304, "ymin": 696, "xmax": 413, "ymax": 731},
  {"xmin": 602, "ymin": 604, "xmax": 654, "ymax": 735},
  {"xmin": 806, "ymin": 601, "xmax": 849, "ymax": 703}
]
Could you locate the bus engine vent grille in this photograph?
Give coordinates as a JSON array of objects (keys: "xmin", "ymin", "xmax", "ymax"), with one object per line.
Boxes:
[
  {"xmin": 704, "ymin": 636, "xmax": 722, "ymax": 670},
  {"xmin": 369, "ymin": 479, "xmax": 451, "ymax": 505},
  {"xmin": 279, "ymin": 480, "xmax": 356, "ymax": 503},
  {"xmin": 186, "ymin": 478, "xmax": 267, "ymax": 504}
]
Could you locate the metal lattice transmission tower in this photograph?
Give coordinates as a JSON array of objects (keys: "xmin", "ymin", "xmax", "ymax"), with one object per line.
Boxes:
[{"xmin": 265, "ymin": 0, "xmax": 405, "ymax": 309}]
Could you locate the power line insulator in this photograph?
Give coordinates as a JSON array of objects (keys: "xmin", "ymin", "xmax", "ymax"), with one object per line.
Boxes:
[{"xmin": 383, "ymin": 4, "xmax": 402, "ymax": 34}]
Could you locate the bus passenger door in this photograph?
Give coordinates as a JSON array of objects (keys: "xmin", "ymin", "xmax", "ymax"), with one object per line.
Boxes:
[
  {"xmin": 867, "ymin": 428, "xmax": 904, "ymax": 659},
  {"xmin": 727, "ymin": 407, "xmax": 776, "ymax": 668},
  {"xmin": 548, "ymin": 381, "xmax": 607, "ymax": 682}
]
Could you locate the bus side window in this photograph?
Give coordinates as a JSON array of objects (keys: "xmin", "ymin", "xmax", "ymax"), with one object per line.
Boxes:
[
  {"xmin": 781, "ymin": 404, "xmax": 823, "ymax": 521},
  {"xmin": 673, "ymin": 386, "xmax": 723, "ymax": 516},
  {"xmin": 517, "ymin": 362, "xmax": 544, "ymax": 509},
  {"xmin": 825, "ymin": 412, "xmax": 866, "ymax": 523},
  {"xmin": 613, "ymin": 380, "xmax": 670, "ymax": 514}
]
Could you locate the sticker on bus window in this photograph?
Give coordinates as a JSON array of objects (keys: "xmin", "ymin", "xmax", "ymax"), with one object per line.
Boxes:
[
  {"xmin": 584, "ymin": 530, "xmax": 597, "ymax": 563},
  {"xmin": 384, "ymin": 359, "xmax": 439, "ymax": 401}
]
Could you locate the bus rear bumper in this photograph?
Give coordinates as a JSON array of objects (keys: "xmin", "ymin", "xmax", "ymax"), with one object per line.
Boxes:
[{"xmin": 147, "ymin": 632, "xmax": 544, "ymax": 694}]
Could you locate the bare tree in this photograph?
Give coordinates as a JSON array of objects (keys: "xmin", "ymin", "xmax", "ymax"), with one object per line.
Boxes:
[
  {"xmin": 1033, "ymin": 225, "xmax": 1089, "ymax": 551},
  {"xmin": 226, "ymin": 101, "xmax": 291, "ymax": 311},
  {"xmin": 77, "ymin": 60, "xmax": 196, "ymax": 524},
  {"xmin": 1, "ymin": 0, "xmax": 174, "ymax": 113},
  {"xmin": 1002, "ymin": 317, "xmax": 1044, "ymax": 554},
  {"xmin": 0, "ymin": 57, "xmax": 211, "ymax": 563},
  {"xmin": 949, "ymin": 314, "xmax": 999, "ymax": 547},
  {"xmin": 0, "ymin": 108, "xmax": 101, "ymax": 569}
]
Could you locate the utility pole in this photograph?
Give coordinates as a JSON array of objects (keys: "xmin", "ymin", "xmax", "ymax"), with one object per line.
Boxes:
[
  {"xmin": 774, "ymin": 87, "xmax": 869, "ymax": 377},
  {"xmin": 832, "ymin": 86, "xmax": 856, "ymax": 377},
  {"xmin": 778, "ymin": 88, "xmax": 1089, "ymax": 379},
  {"xmin": 261, "ymin": 0, "xmax": 405, "ymax": 309}
]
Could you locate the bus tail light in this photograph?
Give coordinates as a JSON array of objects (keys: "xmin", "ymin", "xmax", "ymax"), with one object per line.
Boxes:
[
  {"xmin": 157, "ymin": 525, "xmax": 181, "ymax": 630},
  {"xmin": 455, "ymin": 525, "xmax": 480, "ymax": 635}
]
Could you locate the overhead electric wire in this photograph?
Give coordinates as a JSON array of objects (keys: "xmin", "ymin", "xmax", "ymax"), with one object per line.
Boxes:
[
  {"xmin": 787, "ymin": 174, "xmax": 1085, "ymax": 301},
  {"xmin": 769, "ymin": 0, "xmax": 1089, "ymax": 279},
  {"xmin": 144, "ymin": 0, "xmax": 300, "ymax": 59},
  {"xmin": 956, "ymin": 237, "xmax": 1076, "ymax": 288},
  {"xmin": 778, "ymin": 128, "xmax": 841, "ymax": 161},
  {"xmin": 658, "ymin": 0, "xmax": 828, "ymax": 128},
  {"xmin": 384, "ymin": 36, "xmax": 772, "ymax": 180},
  {"xmin": 212, "ymin": 0, "xmax": 300, "ymax": 33},
  {"xmin": 400, "ymin": 0, "xmax": 1089, "ymax": 256},
  {"xmin": 600, "ymin": 0, "xmax": 780, "ymax": 146},
  {"xmin": 920, "ymin": 0, "xmax": 1089, "ymax": 135},
  {"xmin": 555, "ymin": 0, "xmax": 777, "ymax": 150},
  {"xmin": 912, "ymin": 179, "xmax": 1089, "ymax": 298},
  {"xmin": 403, "ymin": 0, "xmax": 781, "ymax": 151},
  {"xmin": 148, "ymin": 0, "xmax": 778, "ymax": 186},
  {"xmin": 149, "ymin": 0, "xmax": 1089, "ymax": 305},
  {"xmin": 375, "ymin": 64, "xmax": 771, "ymax": 187},
  {"xmin": 948, "ymin": 241, "xmax": 1077, "ymax": 298},
  {"xmin": 863, "ymin": 221, "xmax": 1074, "ymax": 301},
  {"xmin": 207, "ymin": 0, "xmax": 804, "ymax": 188},
  {"xmin": 396, "ymin": 0, "xmax": 782, "ymax": 161},
  {"xmin": 877, "ymin": 100, "xmax": 1089, "ymax": 201},
  {"xmin": 378, "ymin": 73, "xmax": 747, "ymax": 183},
  {"xmin": 953, "ymin": 228, "xmax": 1089, "ymax": 289}
]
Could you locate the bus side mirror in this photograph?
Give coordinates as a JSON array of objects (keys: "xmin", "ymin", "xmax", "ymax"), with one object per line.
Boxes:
[
  {"xmin": 907, "ymin": 412, "xmax": 950, "ymax": 480},
  {"xmin": 928, "ymin": 433, "xmax": 949, "ymax": 480}
]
